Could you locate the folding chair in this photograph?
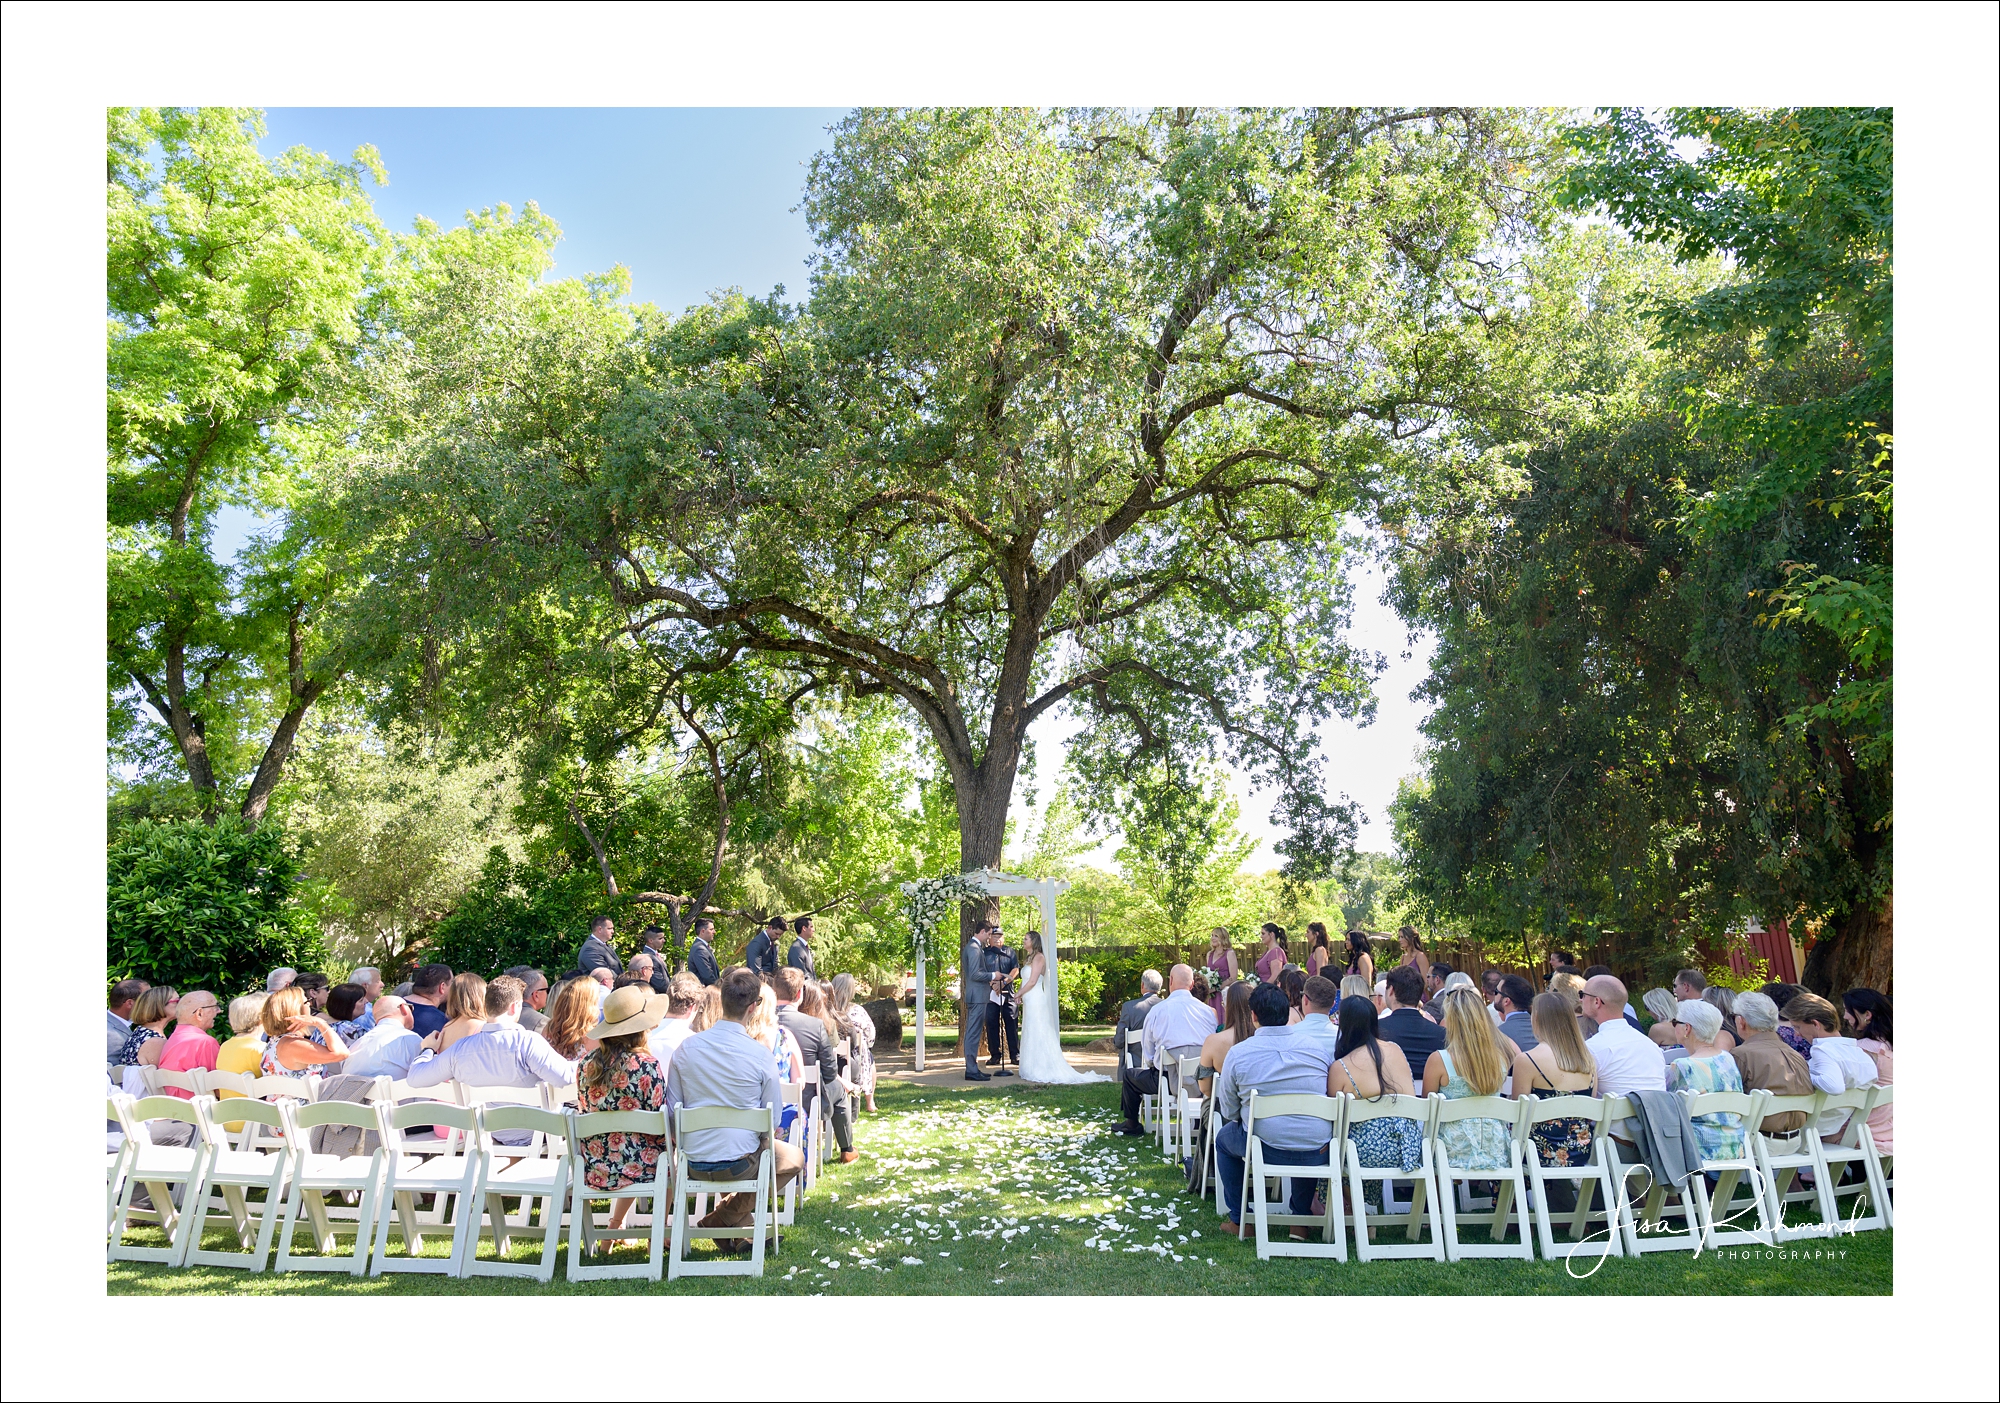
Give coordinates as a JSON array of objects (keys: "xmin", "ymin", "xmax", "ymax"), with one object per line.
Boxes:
[
  {"xmin": 370, "ymin": 1102, "xmax": 483, "ymax": 1276},
  {"xmin": 142, "ymin": 1067, "xmax": 207, "ymax": 1099},
  {"xmin": 1124, "ymin": 1030, "xmax": 1155, "ymax": 1130},
  {"xmin": 1815, "ymin": 1086, "xmax": 1889, "ymax": 1234},
  {"xmin": 106, "ymin": 1106, "xmax": 135, "ymax": 1238},
  {"xmin": 1851, "ymin": 1083, "xmax": 1893, "ymax": 1228},
  {"xmin": 1743, "ymin": 1092, "xmax": 1826, "ymax": 1240},
  {"xmin": 1174, "ymin": 1056, "xmax": 1208, "ymax": 1169},
  {"xmin": 566, "ymin": 1106, "xmax": 673, "ymax": 1282},
  {"xmin": 1432, "ymin": 1095, "xmax": 1535, "ymax": 1261},
  {"xmin": 465, "ymin": 1106, "xmax": 571, "ymax": 1281},
  {"xmin": 273, "ymin": 1100, "xmax": 387, "ymax": 1274},
  {"xmin": 1682, "ymin": 1089, "xmax": 1775, "ymax": 1249},
  {"xmin": 667, "ymin": 1105, "xmax": 777, "ymax": 1280},
  {"xmin": 202, "ymin": 1070, "xmax": 316, "ymax": 1153},
  {"xmin": 1341, "ymin": 1094, "xmax": 1444, "ymax": 1263},
  {"xmin": 1236, "ymin": 1091, "xmax": 1346, "ymax": 1261},
  {"xmin": 1521, "ymin": 1094, "xmax": 1624, "ymax": 1261},
  {"xmin": 799, "ymin": 1065, "xmax": 825, "ymax": 1192},
  {"xmin": 108, "ymin": 1095, "xmax": 212, "ymax": 1266},
  {"xmin": 773, "ymin": 1083, "xmax": 809, "ymax": 1228},
  {"xmin": 1198, "ymin": 1074, "xmax": 1228, "ymax": 1209},
  {"xmin": 1601, "ymin": 1096, "xmax": 1704, "ymax": 1257},
  {"xmin": 182, "ymin": 1097, "xmax": 295, "ymax": 1271}
]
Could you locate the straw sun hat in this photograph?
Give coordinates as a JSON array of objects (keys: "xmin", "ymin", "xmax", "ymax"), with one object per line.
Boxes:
[{"xmin": 589, "ymin": 984, "xmax": 671, "ymax": 1039}]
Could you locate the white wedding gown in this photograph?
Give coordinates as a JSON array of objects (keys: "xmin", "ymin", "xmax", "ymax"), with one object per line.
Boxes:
[{"xmin": 1016, "ymin": 955, "xmax": 1107, "ymax": 1084}]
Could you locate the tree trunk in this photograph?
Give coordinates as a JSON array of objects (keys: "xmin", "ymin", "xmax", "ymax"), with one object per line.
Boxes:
[
  {"xmin": 953, "ymin": 751, "xmax": 1015, "ymax": 1055},
  {"xmin": 1800, "ymin": 893, "xmax": 1893, "ymax": 997}
]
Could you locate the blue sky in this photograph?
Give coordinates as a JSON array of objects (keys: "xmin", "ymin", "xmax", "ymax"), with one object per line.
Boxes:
[{"xmin": 244, "ymin": 108, "xmax": 1427, "ymax": 860}]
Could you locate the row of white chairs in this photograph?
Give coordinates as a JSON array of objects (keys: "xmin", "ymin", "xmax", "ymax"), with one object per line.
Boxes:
[
  {"xmin": 1159, "ymin": 1075, "xmax": 1892, "ymax": 1265},
  {"xmin": 108, "ymin": 1089, "xmax": 794, "ymax": 1283}
]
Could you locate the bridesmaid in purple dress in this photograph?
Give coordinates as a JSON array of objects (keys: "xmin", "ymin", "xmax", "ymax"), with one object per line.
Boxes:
[
  {"xmin": 1254, "ymin": 923, "xmax": 1288, "ymax": 983},
  {"xmin": 1204, "ymin": 927, "xmax": 1239, "ymax": 1015}
]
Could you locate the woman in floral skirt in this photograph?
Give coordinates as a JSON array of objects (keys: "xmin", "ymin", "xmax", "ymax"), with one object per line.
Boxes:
[{"xmin": 578, "ymin": 985, "xmax": 672, "ymax": 1248}]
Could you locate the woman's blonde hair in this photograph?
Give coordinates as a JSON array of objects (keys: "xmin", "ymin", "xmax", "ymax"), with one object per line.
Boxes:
[
  {"xmin": 133, "ymin": 986, "xmax": 178, "ymax": 1026},
  {"xmin": 688, "ymin": 985, "xmax": 723, "ymax": 1033},
  {"xmin": 261, "ymin": 986, "xmax": 307, "ymax": 1039},
  {"xmin": 1440, "ymin": 987, "xmax": 1507, "ymax": 1095},
  {"xmin": 445, "ymin": 971, "xmax": 487, "ymax": 1022},
  {"xmin": 1549, "ymin": 971, "xmax": 1586, "ymax": 1009},
  {"xmin": 227, "ymin": 992, "xmax": 268, "ymax": 1036},
  {"xmin": 1530, "ymin": 992, "xmax": 1595, "ymax": 1077},
  {"xmin": 743, "ymin": 984, "xmax": 779, "ymax": 1048},
  {"xmin": 540, "ymin": 979, "xmax": 598, "ymax": 1060},
  {"xmin": 1339, "ymin": 973, "xmax": 1371, "ymax": 1001}
]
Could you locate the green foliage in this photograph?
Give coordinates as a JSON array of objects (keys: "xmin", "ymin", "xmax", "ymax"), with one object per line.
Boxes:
[
  {"xmin": 421, "ymin": 848, "xmax": 610, "ymax": 982},
  {"xmin": 1055, "ymin": 960, "xmax": 1105, "ymax": 1025},
  {"xmin": 1704, "ymin": 957, "xmax": 1771, "ymax": 995},
  {"xmin": 1112, "ymin": 762, "xmax": 1257, "ymax": 947},
  {"xmin": 107, "ymin": 107, "xmax": 387, "ymax": 819},
  {"xmin": 107, "ymin": 818, "xmax": 328, "ymax": 997}
]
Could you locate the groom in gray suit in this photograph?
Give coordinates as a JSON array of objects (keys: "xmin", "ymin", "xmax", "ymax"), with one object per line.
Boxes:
[{"xmin": 961, "ymin": 920, "xmax": 996, "ymax": 1081}]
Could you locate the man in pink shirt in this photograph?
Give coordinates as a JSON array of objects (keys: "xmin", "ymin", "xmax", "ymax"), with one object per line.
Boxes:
[{"xmin": 156, "ymin": 990, "xmax": 222, "ymax": 1097}]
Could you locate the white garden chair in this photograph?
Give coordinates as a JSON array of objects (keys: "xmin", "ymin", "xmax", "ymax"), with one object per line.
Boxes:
[
  {"xmin": 798, "ymin": 1065, "xmax": 825, "ymax": 1192},
  {"xmin": 1747, "ymin": 1093, "xmax": 1832, "ymax": 1241},
  {"xmin": 667, "ymin": 1104, "xmax": 777, "ymax": 1280},
  {"xmin": 273, "ymin": 1100, "xmax": 387, "ymax": 1274},
  {"xmin": 1342, "ymin": 1094, "xmax": 1444, "ymax": 1263},
  {"xmin": 1682, "ymin": 1089, "xmax": 1775, "ymax": 1249},
  {"xmin": 108, "ymin": 1095, "xmax": 211, "ymax": 1266},
  {"xmin": 566, "ymin": 1106, "xmax": 674, "ymax": 1282},
  {"xmin": 1432, "ymin": 1094, "xmax": 1535, "ymax": 1262},
  {"xmin": 1174, "ymin": 1056, "xmax": 1208, "ymax": 1167},
  {"xmin": 142, "ymin": 1067, "xmax": 207, "ymax": 1099},
  {"xmin": 181, "ymin": 1096, "xmax": 296, "ymax": 1271},
  {"xmin": 464, "ymin": 1105, "xmax": 571, "ymax": 1282},
  {"xmin": 370, "ymin": 1101, "xmax": 483, "ymax": 1276},
  {"xmin": 203, "ymin": 1070, "xmax": 316, "ymax": 1153},
  {"xmin": 1520, "ymin": 1094, "xmax": 1624, "ymax": 1262},
  {"xmin": 1840, "ymin": 1082, "xmax": 1892, "ymax": 1228},
  {"xmin": 773, "ymin": 1083, "xmax": 809, "ymax": 1228},
  {"xmin": 106, "ymin": 1105, "xmax": 135, "ymax": 1238},
  {"xmin": 1124, "ymin": 1030, "xmax": 1155, "ymax": 1130},
  {"xmin": 1237, "ymin": 1091, "xmax": 1347, "ymax": 1261},
  {"xmin": 1601, "ymin": 1096, "xmax": 1704, "ymax": 1256},
  {"xmin": 1815, "ymin": 1086, "xmax": 1889, "ymax": 1234}
]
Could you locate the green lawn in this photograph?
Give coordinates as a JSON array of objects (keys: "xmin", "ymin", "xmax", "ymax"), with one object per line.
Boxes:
[{"xmin": 108, "ymin": 1078, "xmax": 1890, "ymax": 1296}]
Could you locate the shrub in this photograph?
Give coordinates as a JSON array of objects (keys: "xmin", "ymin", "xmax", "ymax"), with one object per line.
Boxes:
[
  {"xmin": 107, "ymin": 818, "xmax": 328, "ymax": 999},
  {"xmin": 420, "ymin": 849, "xmax": 609, "ymax": 981},
  {"xmin": 1056, "ymin": 959, "xmax": 1104, "ymax": 1024}
]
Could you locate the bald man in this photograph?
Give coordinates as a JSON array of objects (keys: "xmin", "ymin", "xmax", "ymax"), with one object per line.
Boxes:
[
  {"xmin": 341, "ymin": 995, "xmax": 424, "ymax": 1079},
  {"xmin": 1581, "ymin": 975, "xmax": 1665, "ymax": 1141},
  {"xmin": 1129, "ymin": 963, "xmax": 1215, "ymax": 1118}
]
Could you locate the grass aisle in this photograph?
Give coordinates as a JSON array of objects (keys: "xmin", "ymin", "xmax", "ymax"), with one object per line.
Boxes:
[{"xmin": 108, "ymin": 1078, "xmax": 1891, "ymax": 1296}]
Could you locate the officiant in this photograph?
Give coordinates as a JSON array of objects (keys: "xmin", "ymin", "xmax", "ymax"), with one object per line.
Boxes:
[{"xmin": 982, "ymin": 923, "xmax": 1021, "ymax": 1075}]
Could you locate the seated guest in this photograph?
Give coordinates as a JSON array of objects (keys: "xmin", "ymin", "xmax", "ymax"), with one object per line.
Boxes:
[
  {"xmin": 648, "ymin": 973, "xmax": 704, "ymax": 1070},
  {"xmin": 506, "ymin": 967, "xmax": 551, "ymax": 1031},
  {"xmin": 1480, "ymin": 968, "xmax": 1505, "ymax": 1026},
  {"xmin": 346, "ymin": 967, "xmax": 385, "ymax": 1032},
  {"xmin": 1727, "ymin": 991, "xmax": 1813, "ymax": 1133},
  {"xmin": 616, "ymin": 955, "xmax": 656, "ymax": 990},
  {"xmin": 1580, "ymin": 977, "xmax": 1666, "ymax": 1142},
  {"xmin": 774, "ymin": 967, "xmax": 858, "ymax": 1163},
  {"xmin": 1421, "ymin": 987, "xmax": 1518, "ymax": 1171},
  {"xmin": 213, "ymin": 993, "xmax": 269, "ymax": 1130},
  {"xmin": 1786, "ymin": 992, "xmax": 1878, "ymax": 1139},
  {"xmin": 1643, "ymin": 988, "xmax": 1682, "ymax": 1048},
  {"xmin": 1327, "ymin": 996, "xmax": 1423, "ymax": 1180},
  {"xmin": 1111, "ymin": 970, "xmax": 1165, "ymax": 1133},
  {"xmin": 155, "ymin": 991, "xmax": 221, "ymax": 1096},
  {"xmin": 1672, "ymin": 967, "xmax": 1706, "ymax": 1002},
  {"xmin": 1422, "ymin": 961, "xmax": 1453, "ymax": 1020},
  {"xmin": 1494, "ymin": 974, "xmax": 1539, "ymax": 1053},
  {"xmin": 1296, "ymin": 975, "xmax": 1341, "ymax": 1045},
  {"xmin": 107, "ymin": 979, "xmax": 149, "ymax": 1061},
  {"xmin": 830, "ymin": 973, "xmax": 879, "ymax": 1115},
  {"xmin": 434, "ymin": 972, "xmax": 488, "ymax": 1052},
  {"xmin": 1700, "ymin": 987, "xmax": 1739, "ymax": 1050},
  {"xmin": 1338, "ymin": 973, "xmax": 1372, "ymax": 1005},
  {"xmin": 406, "ymin": 964, "xmax": 453, "ymax": 1039},
  {"xmin": 1199, "ymin": 982, "xmax": 1256, "ymax": 1089},
  {"xmin": 590, "ymin": 967, "xmax": 617, "ymax": 1009},
  {"xmin": 576, "ymin": 983, "xmax": 673, "ymax": 1246},
  {"xmin": 743, "ymin": 984, "xmax": 805, "ymax": 1140},
  {"xmin": 1513, "ymin": 992, "xmax": 1599, "ymax": 1192},
  {"xmin": 294, "ymin": 972, "xmax": 332, "ymax": 1017},
  {"xmin": 260, "ymin": 987, "xmax": 351, "ymax": 1076},
  {"xmin": 1380, "ymin": 967, "xmax": 1447, "ymax": 1070},
  {"xmin": 407, "ymin": 975, "xmax": 574, "ymax": 1095},
  {"xmin": 1549, "ymin": 971, "xmax": 1591, "ymax": 1037},
  {"xmin": 327, "ymin": 983, "xmax": 371, "ymax": 1041},
  {"xmin": 1190, "ymin": 970, "xmax": 1211, "ymax": 1008},
  {"xmin": 1760, "ymin": 982, "xmax": 1813, "ymax": 1057},
  {"xmin": 797, "ymin": 979, "xmax": 853, "ymax": 1110},
  {"xmin": 665, "ymin": 967, "xmax": 808, "ymax": 1233},
  {"xmin": 1583, "ymin": 966, "xmax": 1641, "ymax": 1027},
  {"xmin": 1212, "ymin": 983, "xmax": 1338, "ymax": 1232},
  {"xmin": 117, "ymin": 986, "xmax": 177, "ymax": 1066},
  {"xmin": 266, "ymin": 967, "xmax": 297, "ymax": 994},
  {"xmin": 1371, "ymin": 979, "xmax": 1388, "ymax": 1013},
  {"xmin": 341, "ymin": 996, "xmax": 423, "ymax": 1079},
  {"xmin": 1666, "ymin": 999, "xmax": 1748, "ymax": 1162},
  {"xmin": 1842, "ymin": 988, "xmax": 1893, "ymax": 1155},
  {"xmin": 1277, "ymin": 967, "xmax": 1307, "ymax": 1024},
  {"xmin": 1144, "ymin": 964, "xmax": 1224, "ymax": 1078},
  {"xmin": 540, "ymin": 977, "xmax": 602, "ymax": 1063}
]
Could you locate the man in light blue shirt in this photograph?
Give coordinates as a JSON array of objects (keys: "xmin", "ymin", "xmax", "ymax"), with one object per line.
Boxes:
[
  {"xmin": 666, "ymin": 968, "xmax": 805, "ymax": 1230},
  {"xmin": 1141, "ymin": 965, "xmax": 1218, "ymax": 1072},
  {"xmin": 340, "ymin": 997, "xmax": 423, "ymax": 1080},
  {"xmin": 405, "ymin": 977, "xmax": 574, "ymax": 1091},
  {"xmin": 1212, "ymin": 984, "xmax": 1337, "ymax": 1229},
  {"xmin": 1295, "ymin": 975, "xmax": 1341, "ymax": 1047}
]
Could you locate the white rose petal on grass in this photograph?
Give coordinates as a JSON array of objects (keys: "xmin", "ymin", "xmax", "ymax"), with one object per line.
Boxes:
[{"xmin": 900, "ymin": 1256, "xmax": 925, "ymax": 1265}]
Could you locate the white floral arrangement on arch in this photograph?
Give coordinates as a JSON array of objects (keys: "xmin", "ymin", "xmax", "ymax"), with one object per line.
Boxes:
[{"xmin": 899, "ymin": 871, "xmax": 992, "ymax": 962}]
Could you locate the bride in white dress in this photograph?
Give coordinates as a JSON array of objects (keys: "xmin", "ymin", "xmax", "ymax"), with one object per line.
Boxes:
[{"xmin": 1015, "ymin": 931, "xmax": 1108, "ymax": 1084}]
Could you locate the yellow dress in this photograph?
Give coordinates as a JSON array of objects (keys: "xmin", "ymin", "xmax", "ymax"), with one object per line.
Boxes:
[{"xmin": 214, "ymin": 1033, "xmax": 264, "ymax": 1132}]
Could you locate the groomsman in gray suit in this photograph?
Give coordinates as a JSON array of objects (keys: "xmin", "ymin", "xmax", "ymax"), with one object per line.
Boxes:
[{"xmin": 961, "ymin": 920, "xmax": 997, "ymax": 1081}]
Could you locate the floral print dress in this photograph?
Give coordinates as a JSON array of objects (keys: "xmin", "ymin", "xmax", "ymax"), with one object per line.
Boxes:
[
  {"xmin": 1669, "ymin": 1052, "xmax": 1748, "ymax": 1162},
  {"xmin": 116, "ymin": 1024, "xmax": 163, "ymax": 1066},
  {"xmin": 1435, "ymin": 1051, "xmax": 1512, "ymax": 1171},
  {"xmin": 578, "ymin": 1048, "xmax": 668, "ymax": 1190}
]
